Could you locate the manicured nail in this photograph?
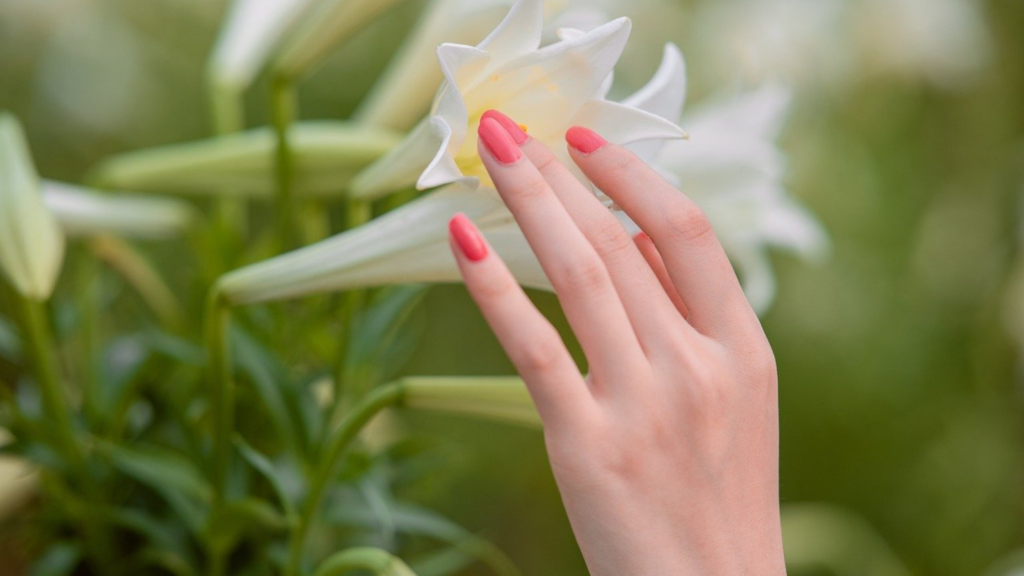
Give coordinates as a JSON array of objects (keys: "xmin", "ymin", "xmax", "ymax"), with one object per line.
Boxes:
[
  {"xmin": 449, "ymin": 213, "xmax": 488, "ymax": 262},
  {"xmin": 566, "ymin": 126, "xmax": 607, "ymax": 154},
  {"xmin": 478, "ymin": 117, "xmax": 522, "ymax": 164},
  {"xmin": 481, "ymin": 109, "xmax": 528, "ymax": 144}
]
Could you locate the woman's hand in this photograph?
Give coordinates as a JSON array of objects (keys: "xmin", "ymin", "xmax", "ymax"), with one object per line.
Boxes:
[{"xmin": 447, "ymin": 110, "xmax": 786, "ymax": 576}]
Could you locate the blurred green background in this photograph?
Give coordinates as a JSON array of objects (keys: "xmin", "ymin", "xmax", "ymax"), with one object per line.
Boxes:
[{"xmin": 1, "ymin": 0, "xmax": 1023, "ymax": 574}]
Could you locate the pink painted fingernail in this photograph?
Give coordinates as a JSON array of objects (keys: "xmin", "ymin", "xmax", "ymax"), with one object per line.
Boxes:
[
  {"xmin": 449, "ymin": 213, "xmax": 488, "ymax": 262},
  {"xmin": 478, "ymin": 117, "xmax": 522, "ymax": 164},
  {"xmin": 481, "ymin": 109, "xmax": 528, "ymax": 145},
  {"xmin": 566, "ymin": 126, "xmax": 607, "ymax": 154}
]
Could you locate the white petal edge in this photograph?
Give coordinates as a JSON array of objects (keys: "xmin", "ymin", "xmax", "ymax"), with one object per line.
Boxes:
[{"xmin": 219, "ymin": 184, "xmax": 501, "ymax": 304}]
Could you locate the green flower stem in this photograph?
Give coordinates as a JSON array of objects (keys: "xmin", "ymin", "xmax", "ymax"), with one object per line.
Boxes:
[
  {"xmin": 12, "ymin": 291, "xmax": 115, "ymax": 568},
  {"xmin": 75, "ymin": 247, "xmax": 101, "ymax": 425},
  {"xmin": 312, "ymin": 548, "xmax": 417, "ymax": 576},
  {"xmin": 271, "ymin": 75, "xmax": 298, "ymax": 253},
  {"xmin": 333, "ymin": 198, "xmax": 373, "ymax": 404},
  {"xmin": 14, "ymin": 294, "xmax": 79, "ymax": 461},
  {"xmin": 208, "ymin": 80, "xmax": 247, "ymax": 274},
  {"xmin": 287, "ymin": 382, "xmax": 406, "ymax": 576},
  {"xmin": 204, "ymin": 288, "xmax": 233, "ymax": 576}
]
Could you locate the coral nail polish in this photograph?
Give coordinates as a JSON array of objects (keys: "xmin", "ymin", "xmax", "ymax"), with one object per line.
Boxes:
[
  {"xmin": 566, "ymin": 126, "xmax": 607, "ymax": 154},
  {"xmin": 449, "ymin": 213, "xmax": 488, "ymax": 262},
  {"xmin": 481, "ymin": 109, "xmax": 528, "ymax": 144},
  {"xmin": 478, "ymin": 117, "xmax": 522, "ymax": 164}
]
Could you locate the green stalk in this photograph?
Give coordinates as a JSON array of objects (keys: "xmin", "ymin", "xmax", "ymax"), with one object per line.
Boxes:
[
  {"xmin": 12, "ymin": 292, "xmax": 115, "ymax": 566},
  {"xmin": 271, "ymin": 75, "xmax": 298, "ymax": 253},
  {"xmin": 333, "ymin": 198, "xmax": 373, "ymax": 405},
  {"xmin": 286, "ymin": 382, "xmax": 405, "ymax": 576},
  {"xmin": 312, "ymin": 548, "xmax": 417, "ymax": 576},
  {"xmin": 208, "ymin": 79, "xmax": 248, "ymax": 274},
  {"xmin": 14, "ymin": 295, "xmax": 79, "ymax": 460},
  {"xmin": 76, "ymin": 247, "xmax": 101, "ymax": 425},
  {"xmin": 204, "ymin": 288, "xmax": 233, "ymax": 576}
]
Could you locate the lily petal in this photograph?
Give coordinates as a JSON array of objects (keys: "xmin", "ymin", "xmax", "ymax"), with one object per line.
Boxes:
[
  {"xmin": 351, "ymin": 117, "xmax": 464, "ymax": 199},
  {"xmin": 470, "ymin": 17, "xmax": 632, "ymax": 143},
  {"xmin": 622, "ymin": 43, "xmax": 688, "ymax": 125},
  {"xmin": 218, "ymin": 184, "xmax": 499, "ymax": 304},
  {"xmin": 571, "ymin": 99, "xmax": 687, "ymax": 148},
  {"xmin": 476, "ymin": 0, "xmax": 545, "ymax": 63}
]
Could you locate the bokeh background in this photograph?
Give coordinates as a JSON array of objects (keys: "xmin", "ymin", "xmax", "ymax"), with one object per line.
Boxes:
[{"xmin": 1, "ymin": 0, "xmax": 1023, "ymax": 574}]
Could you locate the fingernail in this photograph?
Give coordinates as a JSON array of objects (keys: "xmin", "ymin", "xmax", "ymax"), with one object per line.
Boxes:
[
  {"xmin": 566, "ymin": 126, "xmax": 607, "ymax": 155},
  {"xmin": 634, "ymin": 231, "xmax": 650, "ymax": 243},
  {"xmin": 478, "ymin": 117, "xmax": 522, "ymax": 164},
  {"xmin": 481, "ymin": 109, "xmax": 528, "ymax": 145},
  {"xmin": 449, "ymin": 213, "xmax": 488, "ymax": 262}
]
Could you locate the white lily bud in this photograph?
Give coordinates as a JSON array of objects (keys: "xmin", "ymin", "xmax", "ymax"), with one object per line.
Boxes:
[
  {"xmin": 0, "ymin": 113, "xmax": 65, "ymax": 301},
  {"xmin": 42, "ymin": 181, "xmax": 196, "ymax": 239},
  {"xmin": 209, "ymin": 0, "xmax": 320, "ymax": 93},
  {"xmin": 90, "ymin": 121, "xmax": 400, "ymax": 198},
  {"xmin": 399, "ymin": 376, "xmax": 540, "ymax": 428},
  {"xmin": 271, "ymin": 0, "xmax": 410, "ymax": 80}
]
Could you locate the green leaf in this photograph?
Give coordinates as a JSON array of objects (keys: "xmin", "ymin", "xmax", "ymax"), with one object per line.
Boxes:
[
  {"xmin": 206, "ymin": 497, "xmax": 289, "ymax": 551},
  {"xmin": 233, "ymin": 327, "xmax": 304, "ymax": 456},
  {"xmin": 234, "ymin": 435, "xmax": 298, "ymax": 521},
  {"xmin": 98, "ymin": 441, "xmax": 211, "ymax": 533},
  {"xmin": 29, "ymin": 541, "xmax": 80, "ymax": 576},
  {"xmin": 0, "ymin": 315, "xmax": 21, "ymax": 360},
  {"xmin": 89, "ymin": 121, "xmax": 401, "ymax": 198},
  {"xmin": 346, "ymin": 285, "xmax": 429, "ymax": 385},
  {"xmin": 328, "ymin": 500, "xmax": 520, "ymax": 576}
]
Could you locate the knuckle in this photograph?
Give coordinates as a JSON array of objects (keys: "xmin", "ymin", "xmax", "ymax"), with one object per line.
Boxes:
[
  {"xmin": 663, "ymin": 203, "xmax": 716, "ymax": 245},
  {"xmin": 589, "ymin": 221, "xmax": 635, "ymax": 261},
  {"xmin": 555, "ymin": 256, "xmax": 609, "ymax": 294},
  {"xmin": 515, "ymin": 329, "xmax": 565, "ymax": 373},
  {"xmin": 603, "ymin": 148, "xmax": 638, "ymax": 177}
]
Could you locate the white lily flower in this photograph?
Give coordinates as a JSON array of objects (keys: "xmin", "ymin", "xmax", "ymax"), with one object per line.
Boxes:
[
  {"xmin": 0, "ymin": 113, "xmax": 65, "ymax": 301},
  {"xmin": 42, "ymin": 181, "xmax": 196, "ymax": 239},
  {"xmin": 647, "ymin": 86, "xmax": 829, "ymax": 312},
  {"xmin": 218, "ymin": 0, "xmax": 685, "ymax": 305},
  {"xmin": 351, "ymin": 0, "xmax": 684, "ymax": 198}
]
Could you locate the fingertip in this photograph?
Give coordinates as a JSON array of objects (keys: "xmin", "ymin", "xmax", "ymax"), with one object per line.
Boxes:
[
  {"xmin": 478, "ymin": 117, "xmax": 522, "ymax": 164},
  {"xmin": 449, "ymin": 213, "xmax": 489, "ymax": 262},
  {"xmin": 565, "ymin": 126, "xmax": 608, "ymax": 155},
  {"xmin": 482, "ymin": 109, "xmax": 529, "ymax": 144}
]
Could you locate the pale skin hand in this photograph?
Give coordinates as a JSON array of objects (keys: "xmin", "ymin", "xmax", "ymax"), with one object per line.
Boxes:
[{"xmin": 447, "ymin": 111, "xmax": 786, "ymax": 576}]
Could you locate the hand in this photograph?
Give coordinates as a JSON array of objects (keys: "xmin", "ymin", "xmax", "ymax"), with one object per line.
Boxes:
[{"xmin": 447, "ymin": 110, "xmax": 786, "ymax": 575}]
